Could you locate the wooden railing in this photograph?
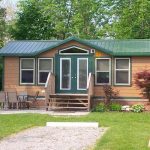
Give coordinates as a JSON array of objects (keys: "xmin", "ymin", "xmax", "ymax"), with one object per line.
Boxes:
[
  {"xmin": 45, "ymin": 72, "xmax": 55, "ymax": 110},
  {"xmin": 87, "ymin": 73, "xmax": 94, "ymax": 111}
]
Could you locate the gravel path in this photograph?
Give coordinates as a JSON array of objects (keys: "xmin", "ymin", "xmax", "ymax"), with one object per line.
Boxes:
[{"xmin": 0, "ymin": 127, "xmax": 106, "ymax": 150}]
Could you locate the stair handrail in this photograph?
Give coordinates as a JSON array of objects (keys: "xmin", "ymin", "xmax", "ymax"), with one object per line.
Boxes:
[
  {"xmin": 87, "ymin": 72, "xmax": 94, "ymax": 111},
  {"xmin": 45, "ymin": 72, "xmax": 55, "ymax": 93},
  {"xmin": 45, "ymin": 72, "xmax": 55, "ymax": 110}
]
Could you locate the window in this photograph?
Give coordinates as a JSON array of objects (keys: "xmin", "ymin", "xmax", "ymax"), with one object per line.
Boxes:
[
  {"xmin": 20, "ymin": 58, "xmax": 35, "ymax": 84},
  {"xmin": 95, "ymin": 58, "xmax": 111, "ymax": 85},
  {"xmin": 115, "ymin": 58, "xmax": 130, "ymax": 85},
  {"xmin": 59, "ymin": 46, "xmax": 89, "ymax": 54},
  {"xmin": 38, "ymin": 58, "xmax": 53, "ymax": 84}
]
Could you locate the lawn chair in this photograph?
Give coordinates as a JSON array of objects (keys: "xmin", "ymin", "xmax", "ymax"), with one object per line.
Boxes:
[
  {"xmin": 27, "ymin": 91, "xmax": 40, "ymax": 108},
  {"xmin": 0, "ymin": 91, "xmax": 6, "ymax": 109},
  {"xmin": 7, "ymin": 92, "xmax": 20, "ymax": 109},
  {"xmin": 17, "ymin": 91, "xmax": 29, "ymax": 109}
]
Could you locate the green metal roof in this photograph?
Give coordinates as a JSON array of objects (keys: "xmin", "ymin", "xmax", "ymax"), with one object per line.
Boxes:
[{"xmin": 0, "ymin": 37, "xmax": 149, "ymax": 56}]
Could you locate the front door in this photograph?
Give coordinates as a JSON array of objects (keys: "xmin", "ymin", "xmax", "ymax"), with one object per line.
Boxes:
[{"xmin": 55, "ymin": 55, "xmax": 93, "ymax": 93}]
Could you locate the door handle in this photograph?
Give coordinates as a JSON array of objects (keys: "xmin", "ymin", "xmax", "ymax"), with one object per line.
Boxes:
[
  {"xmin": 71, "ymin": 77, "xmax": 73, "ymax": 79},
  {"xmin": 74, "ymin": 77, "xmax": 76, "ymax": 79}
]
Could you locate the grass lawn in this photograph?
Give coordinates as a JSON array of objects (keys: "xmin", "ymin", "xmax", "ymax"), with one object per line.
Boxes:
[{"xmin": 0, "ymin": 112, "xmax": 150, "ymax": 150}]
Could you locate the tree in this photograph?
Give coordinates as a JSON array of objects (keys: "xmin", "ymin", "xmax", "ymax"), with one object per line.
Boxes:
[
  {"xmin": 10, "ymin": 0, "xmax": 56, "ymax": 40},
  {"xmin": 10, "ymin": 0, "xmax": 109, "ymax": 40},
  {"xmin": 134, "ymin": 70, "xmax": 150, "ymax": 102},
  {"xmin": 109, "ymin": 0, "xmax": 150, "ymax": 39},
  {"xmin": 0, "ymin": 1, "xmax": 6, "ymax": 47}
]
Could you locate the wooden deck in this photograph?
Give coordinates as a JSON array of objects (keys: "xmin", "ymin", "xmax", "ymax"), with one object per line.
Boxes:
[{"xmin": 45, "ymin": 73, "xmax": 94, "ymax": 111}]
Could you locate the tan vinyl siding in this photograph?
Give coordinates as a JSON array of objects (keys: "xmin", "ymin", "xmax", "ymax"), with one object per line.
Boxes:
[
  {"xmin": 94, "ymin": 57, "xmax": 150, "ymax": 97},
  {"xmin": 3, "ymin": 40, "xmax": 150, "ymax": 99},
  {"xmin": 4, "ymin": 57, "xmax": 45, "ymax": 95}
]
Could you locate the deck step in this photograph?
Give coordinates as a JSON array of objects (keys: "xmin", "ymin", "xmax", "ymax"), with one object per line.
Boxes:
[
  {"xmin": 50, "ymin": 94, "xmax": 88, "ymax": 99},
  {"xmin": 51, "ymin": 102, "xmax": 88, "ymax": 105},
  {"xmin": 49, "ymin": 98, "xmax": 88, "ymax": 101},
  {"xmin": 47, "ymin": 94, "xmax": 89, "ymax": 111},
  {"xmin": 51, "ymin": 107, "xmax": 88, "ymax": 109}
]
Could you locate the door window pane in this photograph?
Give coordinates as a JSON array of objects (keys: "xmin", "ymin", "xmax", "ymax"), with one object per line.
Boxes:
[
  {"xmin": 61, "ymin": 59, "xmax": 70, "ymax": 89},
  {"xmin": 78, "ymin": 59, "xmax": 87, "ymax": 89}
]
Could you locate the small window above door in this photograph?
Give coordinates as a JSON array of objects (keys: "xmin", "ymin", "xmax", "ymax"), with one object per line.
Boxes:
[{"xmin": 59, "ymin": 46, "xmax": 89, "ymax": 54}]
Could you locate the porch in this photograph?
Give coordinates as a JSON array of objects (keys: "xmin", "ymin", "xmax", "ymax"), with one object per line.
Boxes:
[
  {"xmin": 45, "ymin": 72, "xmax": 94, "ymax": 111},
  {"xmin": 0, "ymin": 72, "xmax": 94, "ymax": 111}
]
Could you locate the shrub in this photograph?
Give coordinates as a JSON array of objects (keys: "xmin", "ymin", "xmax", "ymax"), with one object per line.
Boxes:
[
  {"xmin": 92, "ymin": 103, "xmax": 106, "ymax": 112},
  {"xmin": 109, "ymin": 103, "xmax": 122, "ymax": 111},
  {"xmin": 103, "ymin": 85, "xmax": 119, "ymax": 105},
  {"xmin": 131, "ymin": 104, "xmax": 144, "ymax": 113},
  {"xmin": 134, "ymin": 70, "xmax": 150, "ymax": 102}
]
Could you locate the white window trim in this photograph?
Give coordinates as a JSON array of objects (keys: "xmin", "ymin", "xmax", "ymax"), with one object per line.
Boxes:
[
  {"xmin": 60, "ymin": 58, "xmax": 71, "ymax": 90},
  {"xmin": 38, "ymin": 58, "xmax": 53, "ymax": 85},
  {"xmin": 114, "ymin": 58, "xmax": 131, "ymax": 86},
  {"xmin": 95, "ymin": 58, "xmax": 111, "ymax": 85},
  {"xmin": 77, "ymin": 58, "xmax": 88, "ymax": 90},
  {"xmin": 59, "ymin": 46, "xmax": 89, "ymax": 55},
  {"xmin": 20, "ymin": 58, "xmax": 35, "ymax": 85}
]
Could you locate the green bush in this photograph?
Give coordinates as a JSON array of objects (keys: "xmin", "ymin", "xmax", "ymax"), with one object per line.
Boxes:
[
  {"xmin": 131, "ymin": 104, "xmax": 144, "ymax": 113},
  {"xmin": 109, "ymin": 103, "xmax": 122, "ymax": 111},
  {"xmin": 92, "ymin": 103, "xmax": 106, "ymax": 112}
]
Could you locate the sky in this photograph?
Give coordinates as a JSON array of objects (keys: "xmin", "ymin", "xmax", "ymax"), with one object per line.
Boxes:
[
  {"xmin": 0, "ymin": 0, "xmax": 20, "ymax": 20},
  {"xmin": 0, "ymin": 0, "xmax": 20, "ymax": 8}
]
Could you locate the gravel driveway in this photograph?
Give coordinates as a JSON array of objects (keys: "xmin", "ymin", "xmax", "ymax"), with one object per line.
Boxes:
[{"xmin": 0, "ymin": 127, "xmax": 106, "ymax": 150}]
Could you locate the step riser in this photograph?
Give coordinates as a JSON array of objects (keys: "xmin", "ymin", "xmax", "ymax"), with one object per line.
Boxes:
[
  {"xmin": 48, "ymin": 94, "xmax": 89, "ymax": 111},
  {"xmin": 49, "ymin": 99, "xmax": 88, "ymax": 101},
  {"xmin": 50, "ymin": 94, "xmax": 88, "ymax": 99}
]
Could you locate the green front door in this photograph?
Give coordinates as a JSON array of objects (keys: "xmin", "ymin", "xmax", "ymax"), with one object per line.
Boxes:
[{"xmin": 55, "ymin": 55, "xmax": 93, "ymax": 93}]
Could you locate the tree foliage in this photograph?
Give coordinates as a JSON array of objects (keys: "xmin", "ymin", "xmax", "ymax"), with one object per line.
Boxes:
[
  {"xmin": 9, "ymin": 0, "xmax": 150, "ymax": 40},
  {"xmin": 10, "ymin": 0, "xmax": 110, "ymax": 40},
  {"xmin": 0, "ymin": 0, "xmax": 6, "ymax": 47},
  {"xmin": 109, "ymin": 0, "xmax": 150, "ymax": 39}
]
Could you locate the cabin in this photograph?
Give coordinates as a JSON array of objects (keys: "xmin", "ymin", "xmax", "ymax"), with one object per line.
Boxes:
[{"xmin": 0, "ymin": 37, "xmax": 150, "ymax": 110}]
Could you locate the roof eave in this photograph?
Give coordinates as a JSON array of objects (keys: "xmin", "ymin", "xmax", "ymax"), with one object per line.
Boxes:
[{"xmin": 114, "ymin": 52, "xmax": 150, "ymax": 56}]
